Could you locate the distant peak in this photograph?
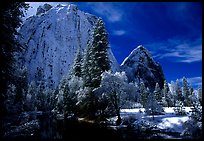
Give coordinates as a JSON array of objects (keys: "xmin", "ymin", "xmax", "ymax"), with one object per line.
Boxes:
[
  {"xmin": 36, "ymin": 3, "xmax": 52, "ymax": 15},
  {"xmin": 130, "ymin": 45, "xmax": 149, "ymax": 56},
  {"xmin": 136, "ymin": 45, "xmax": 145, "ymax": 50},
  {"xmin": 68, "ymin": 4, "xmax": 78, "ymax": 11}
]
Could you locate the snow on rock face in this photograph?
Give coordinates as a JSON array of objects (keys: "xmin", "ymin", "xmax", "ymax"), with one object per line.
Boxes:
[
  {"xmin": 36, "ymin": 4, "xmax": 53, "ymax": 15},
  {"xmin": 121, "ymin": 45, "xmax": 165, "ymax": 92},
  {"xmin": 18, "ymin": 4, "xmax": 119, "ymax": 89}
]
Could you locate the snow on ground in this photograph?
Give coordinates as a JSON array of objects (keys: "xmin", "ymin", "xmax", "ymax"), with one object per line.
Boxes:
[{"xmin": 118, "ymin": 107, "xmax": 192, "ymax": 133}]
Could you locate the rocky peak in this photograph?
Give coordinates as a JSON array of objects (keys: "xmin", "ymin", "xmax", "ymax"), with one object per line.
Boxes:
[
  {"xmin": 121, "ymin": 45, "xmax": 165, "ymax": 92},
  {"xmin": 36, "ymin": 3, "xmax": 52, "ymax": 15}
]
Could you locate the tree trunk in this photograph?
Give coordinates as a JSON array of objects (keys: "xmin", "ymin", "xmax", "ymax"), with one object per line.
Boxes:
[{"xmin": 116, "ymin": 110, "xmax": 121, "ymax": 125}]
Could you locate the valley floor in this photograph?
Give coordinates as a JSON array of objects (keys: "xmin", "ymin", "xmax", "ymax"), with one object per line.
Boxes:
[
  {"xmin": 108, "ymin": 107, "xmax": 200, "ymax": 139},
  {"xmin": 2, "ymin": 107, "xmax": 202, "ymax": 140}
]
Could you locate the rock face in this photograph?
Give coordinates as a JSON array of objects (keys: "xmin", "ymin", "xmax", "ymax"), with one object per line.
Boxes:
[
  {"xmin": 18, "ymin": 4, "xmax": 119, "ymax": 89},
  {"xmin": 36, "ymin": 3, "xmax": 53, "ymax": 15},
  {"xmin": 121, "ymin": 45, "xmax": 165, "ymax": 92}
]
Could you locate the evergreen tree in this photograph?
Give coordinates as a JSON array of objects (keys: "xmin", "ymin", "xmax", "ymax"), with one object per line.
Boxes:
[
  {"xmin": 163, "ymin": 80, "xmax": 170, "ymax": 98},
  {"xmin": 190, "ymin": 100, "xmax": 202, "ymax": 122},
  {"xmin": 162, "ymin": 80, "xmax": 173, "ymax": 107},
  {"xmin": 80, "ymin": 18, "xmax": 111, "ymax": 119},
  {"xmin": 145, "ymin": 91, "xmax": 164, "ymax": 120},
  {"xmin": 25, "ymin": 81, "xmax": 37, "ymax": 111},
  {"xmin": 197, "ymin": 86, "xmax": 202, "ymax": 106},
  {"xmin": 55, "ymin": 75, "xmax": 83, "ymax": 117},
  {"xmin": 0, "ymin": 2, "xmax": 29, "ymax": 125},
  {"xmin": 170, "ymin": 81, "xmax": 177, "ymax": 106},
  {"xmin": 82, "ymin": 18, "xmax": 110, "ymax": 88},
  {"xmin": 154, "ymin": 83, "xmax": 162, "ymax": 102},
  {"xmin": 173, "ymin": 100, "xmax": 186, "ymax": 116},
  {"xmin": 71, "ymin": 48, "xmax": 83, "ymax": 77},
  {"xmin": 36, "ymin": 81, "xmax": 47, "ymax": 111},
  {"xmin": 189, "ymin": 84, "xmax": 194, "ymax": 98},
  {"xmin": 4, "ymin": 84, "xmax": 17, "ymax": 115},
  {"xmin": 175, "ymin": 79, "xmax": 183, "ymax": 102},
  {"xmin": 182, "ymin": 98, "xmax": 202, "ymax": 138},
  {"xmin": 55, "ymin": 76, "xmax": 67, "ymax": 114},
  {"xmin": 0, "ymin": 2, "xmax": 29, "ymax": 94},
  {"xmin": 15, "ymin": 67, "xmax": 28, "ymax": 111},
  {"xmin": 138, "ymin": 82, "xmax": 148, "ymax": 107},
  {"xmin": 182, "ymin": 77, "xmax": 191, "ymax": 106}
]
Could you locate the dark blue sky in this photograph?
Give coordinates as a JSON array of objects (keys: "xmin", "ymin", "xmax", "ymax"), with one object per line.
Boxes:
[{"xmin": 26, "ymin": 2, "xmax": 202, "ymax": 88}]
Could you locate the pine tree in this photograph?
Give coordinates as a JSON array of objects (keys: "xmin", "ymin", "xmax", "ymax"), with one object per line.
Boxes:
[
  {"xmin": 163, "ymin": 80, "xmax": 169, "ymax": 98},
  {"xmin": 25, "ymin": 81, "xmax": 37, "ymax": 111},
  {"xmin": 162, "ymin": 80, "xmax": 173, "ymax": 107},
  {"xmin": 15, "ymin": 67, "xmax": 28, "ymax": 110},
  {"xmin": 154, "ymin": 83, "xmax": 162, "ymax": 102},
  {"xmin": 80, "ymin": 18, "xmax": 111, "ymax": 119},
  {"xmin": 55, "ymin": 76, "xmax": 67, "ymax": 114},
  {"xmin": 173, "ymin": 100, "xmax": 186, "ymax": 116},
  {"xmin": 175, "ymin": 79, "xmax": 183, "ymax": 102},
  {"xmin": 170, "ymin": 81, "xmax": 177, "ymax": 106},
  {"xmin": 182, "ymin": 77, "xmax": 191, "ymax": 106},
  {"xmin": 190, "ymin": 100, "xmax": 202, "ymax": 122},
  {"xmin": 82, "ymin": 18, "xmax": 110, "ymax": 89},
  {"xmin": 145, "ymin": 91, "xmax": 164, "ymax": 120},
  {"xmin": 71, "ymin": 48, "xmax": 83, "ymax": 77},
  {"xmin": 197, "ymin": 86, "xmax": 202, "ymax": 105},
  {"xmin": 36, "ymin": 81, "xmax": 47, "ymax": 111},
  {"xmin": 0, "ymin": 2, "xmax": 29, "ymax": 125},
  {"xmin": 138, "ymin": 82, "xmax": 148, "ymax": 107},
  {"xmin": 4, "ymin": 84, "xmax": 17, "ymax": 115},
  {"xmin": 182, "ymin": 99, "xmax": 202, "ymax": 138},
  {"xmin": 55, "ymin": 74, "xmax": 83, "ymax": 118},
  {"xmin": 189, "ymin": 84, "xmax": 194, "ymax": 98},
  {"xmin": 0, "ymin": 2, "xmax": 29, "ymax": 93}
]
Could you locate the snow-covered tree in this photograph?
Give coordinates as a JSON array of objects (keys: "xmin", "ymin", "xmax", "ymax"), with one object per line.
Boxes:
[
  {"xmin": 82, "ymin": 18, "xmax": 110, "ymax": 88},
  {"xmin": 162, "ymin": 80, "xmax": 169, "ymax": 97},
  {"xmin": 197, "ymin": 86, "xmax": 202, "ymax": 105},
  {"xmin": 36, "ymin": 81, "xmax": 47, "ymax": 111},
  {"xmin": 145, "ymin": 90, "xmax": 164, "ymax": 120},
  {"xmin": 189, "ymin": 84, "xmax": 194, "ymax": 103},
  {"xmin": 24, "ymin": 81, "xmax": 37, "ymax": 111},
  {"xmin": 182, "ymin": 77, "xmax": 191, "ymax": 106},
  {"xmin": 71, "ymin": 48, "xmax": 83, "ymax": 77},
  {"xmin": 4, "ymin": 84, "xmax": 17, "ymax": 115},
  {"xmin": 175, "ymin": 79, "xmax": 183, "ymax": 102},
  {"xmin": 154, "ymin": 83, "xmax": 162, "ymax": 103},
  {"xmin": 190, "ymin": 100, "xmax": 202, "ymax": 122},
  {"xmin": 162, "ymin": 80, "xmax": 173, "ymax": 107},
  {"xmin": 95, "ymin": 71, "xmax": 128, "ymax": 124},
  {"xmin": 182, "ymin": 97, "xmax": 202, "ymax": 138},
  {"xmin": 64, "ymin": 75, "xmax": 83, "ymax": 117},
  {"xmin": 122, "ymin": 82, "xmax": 139, "ymax": 108},
  {"xmin": 138, "ymin": 82, "xmax": 148, "ymax": 107},
  {"xmin": 173, "ymin": 100, "xmax": 186, "ymax": 116},
  {"xmin": 77, "ymin": 86, "xmax": 95, "ymax": 118},
  {"xmin": 13, "ymin": 67, "xmax": 29, "ymax": 112},
  {"xmin": 170, "ymin": 81, "xmax": 177, "ymax": 106},
  {"xmin": 55, "ymin": 74, "xmax": 84, "ymax": 117}
]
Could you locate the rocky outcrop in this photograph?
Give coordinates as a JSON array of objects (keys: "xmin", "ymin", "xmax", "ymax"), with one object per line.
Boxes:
[{"xmin": 121, "ymin": 45, "xmax": 165, "ymax": 92}]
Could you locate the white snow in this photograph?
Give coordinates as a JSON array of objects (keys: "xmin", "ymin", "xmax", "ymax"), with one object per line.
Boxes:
[
  {"xmin": 118, "ymin": 107, "xmax": 192, "ymax": 133},
  {"xmin": 157, "ymin": 116, "xmax": 189, "ymax": 132}
]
